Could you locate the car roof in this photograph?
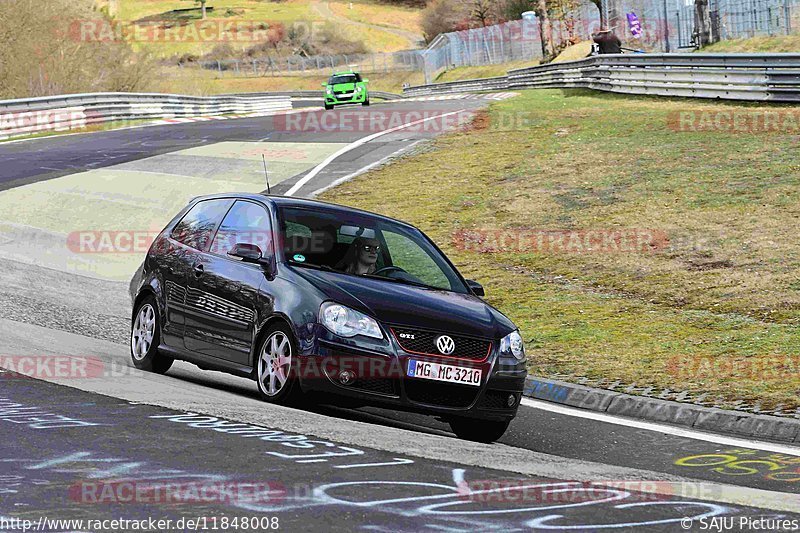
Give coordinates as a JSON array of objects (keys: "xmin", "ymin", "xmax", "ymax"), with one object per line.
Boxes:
[
  {"xmin": 189, "ymin": 192, "xmax": 416, "ymax": 230},
  {"xmin": 331, "ymin": 71, "xmax": 357, "ymax": 76}
]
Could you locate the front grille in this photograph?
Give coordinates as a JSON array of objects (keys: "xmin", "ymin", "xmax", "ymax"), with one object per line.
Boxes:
[
  {"xmin": 478, "ymin": 390, "xmax": 517, "ymax": 410},
  {"xmin": 352, "ymin": 377, "xmax": 397, "ymax": 396},
  {"xmin": 405, "ymin": 380, "xmax": 479, "ymax": 408},
  {"xmin": 392, "ymin": 328, "xmax": 491, "ymax": 361}
]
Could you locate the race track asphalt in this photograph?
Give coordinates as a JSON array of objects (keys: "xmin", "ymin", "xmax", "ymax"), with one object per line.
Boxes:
[{"xmin": 0, "ymin": 98, "xmax": 798, "ymax": 532}]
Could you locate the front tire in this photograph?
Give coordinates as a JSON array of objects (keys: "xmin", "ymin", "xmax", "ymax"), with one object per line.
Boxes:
[
  {"xmin": 324, "ymin": 103, "xmax": 333, "ymax": 110},
  {"xmin": 254, "ymin": 324, "xmax": 302, "ymax": 404},
  {"xmin": 362, "ymin": 98, "xmax": 370, "ymax": 106},
  {"xmin": 130, "ymin": 296, "xmax": 173, "ymax": 374},
  {"xmin": 449, "ymin": 417, "xmax": 509, "ymax": 443}
]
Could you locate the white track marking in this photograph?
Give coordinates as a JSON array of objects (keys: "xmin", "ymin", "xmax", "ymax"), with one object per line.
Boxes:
[
  {"xmin": 521, "ymin": 397, "xmax": 800, "ymax": 456},
  {"xmin": 309, "ymin": 140, "xmax": 424, "ymax": 198},
  {"xmin": 285, "ymin": 109, "xmax": 467, "ymax": 196}
]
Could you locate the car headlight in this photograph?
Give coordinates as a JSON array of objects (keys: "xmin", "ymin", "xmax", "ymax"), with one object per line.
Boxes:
[
  {"xmin": 326, "ymin": 87, "xmax": 333, "ymax": 94},
  {"xmin": 356, "ymin": 86, "xmax": 363, "ymax": 93},
  {"xmin": 499, "ymin": 330, "xmax": 525, "ymax": 361},
  {"xmin": 320, "ymin": 302, "xmax": 383, "ymax": 339}
]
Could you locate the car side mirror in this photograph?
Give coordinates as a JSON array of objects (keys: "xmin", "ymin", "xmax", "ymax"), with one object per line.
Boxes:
[
  {"xmin": 363, "ymin": 79, "xmax": 369, "ymax": 83},
  {"xmin": 228, "ymin": 242, "xmax": 263, "ymax": 262},
  {"xmin": 228, "ymin": 243, "xmax": 276, "ymax": 277},
  {"xmin": 466, "ymin": 279, "xmax": 484, "ymax": 297},
  {"xmin": 321, "ymin": 83, "xmax": 327, "ymax": 87}
]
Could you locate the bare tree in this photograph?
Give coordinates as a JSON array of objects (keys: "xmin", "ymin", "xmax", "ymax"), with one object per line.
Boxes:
[
  {"xmin": 471, "ymin": 0, "xmax": 494, "ymax": 26},
  {"xmin": 421, "ymin": 0, "xmax": 470, "ymax": 43},
  {"xmin": 693, "ymin": 0, "xmax": 711, "ymax": 47},
  {"xmin": 0, "ymin": 0, "xmax": 155, "ymax": 98},
  {"xmin": 533, "ymin": 0, "xmax": 555, "ymax": 60},
  {"xmin": 500, "ymin": 0, "xmax": 556, "ymax": 61}
]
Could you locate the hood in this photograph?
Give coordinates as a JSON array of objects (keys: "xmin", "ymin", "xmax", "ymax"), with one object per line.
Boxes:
[
  {"xmin": 289, "ymin": 267, "xmax": 516, "ymax": 339},
  {"xmin": 331, "ymin": 82, "xmax": 357, "ymax": 92}
]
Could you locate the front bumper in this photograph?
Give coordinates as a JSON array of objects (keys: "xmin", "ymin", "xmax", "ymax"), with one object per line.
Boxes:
[
  {"xmin": 324, "ymin": 90, "xmax": 367, "ymax": 105},
  {"xmin": 297, "ymin": 333, "xmax": 527, "ymax": 422}
]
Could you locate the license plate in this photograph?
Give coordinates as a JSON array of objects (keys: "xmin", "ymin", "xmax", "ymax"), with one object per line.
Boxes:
[{"xmin": 407, "ymin": 360, "xmax": 482, "ymax": 387}]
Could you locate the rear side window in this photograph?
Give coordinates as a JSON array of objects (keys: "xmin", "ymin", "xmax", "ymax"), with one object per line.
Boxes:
[
  {"xmin": 171, "ymin": 199, "xmax": 232, "ymax": 251},
  {"xmin": 209, "ymin": 200, "xmax": 273, "ymax": 257}
]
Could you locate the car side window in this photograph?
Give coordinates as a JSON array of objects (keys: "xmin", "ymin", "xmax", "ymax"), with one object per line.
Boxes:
[
  {"xmin": 210, "ymin": 201, "xmax": 272, "ymax": 257},
  {"xmin": 171, "ymin": 199, "xmax": 232, "ymax": 251}
]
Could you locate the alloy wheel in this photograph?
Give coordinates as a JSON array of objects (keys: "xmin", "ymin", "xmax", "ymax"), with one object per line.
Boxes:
[
  {"xmin": 258, "ymin": 332, "xmax": 292, "ymax": 396},
  {"xmin": 131, "ymin": 304, "xmax": 156, "ymax": 360}
]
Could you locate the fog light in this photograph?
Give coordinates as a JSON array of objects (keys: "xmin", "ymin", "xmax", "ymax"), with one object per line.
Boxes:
[
  {"xmin": 507, "ymin": 394, "xmax": 517, "ymax": 407},
  {"xmin": 339, "ymin": 370, "xmax": 356, "ymax": 385}
]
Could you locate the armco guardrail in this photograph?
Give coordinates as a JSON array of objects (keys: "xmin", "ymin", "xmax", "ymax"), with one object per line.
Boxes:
[
  {"xmin": 244, "ymin": 90, "xmax": 401, "ymax": 100},
  {"xmin": 0, "ymin": 92, "xmax": 292, "ymax": 140},
  {"xmin": 403, "ymin": 76, "xmax": 509, "ymax": 97},
  {"xmin": 404, "ymin": 53, "xmax": 800, "ymax": 103}
]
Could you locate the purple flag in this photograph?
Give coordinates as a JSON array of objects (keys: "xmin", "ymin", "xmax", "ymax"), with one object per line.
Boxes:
[{"xmin": 627, "ymin": 12, "xmax": 642, "ymax": 38}]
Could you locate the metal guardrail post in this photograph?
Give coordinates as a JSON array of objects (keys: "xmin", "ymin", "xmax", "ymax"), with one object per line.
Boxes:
[{"xmin": 785, "ymin": 0, "xmax": 792, "ymax": 34}]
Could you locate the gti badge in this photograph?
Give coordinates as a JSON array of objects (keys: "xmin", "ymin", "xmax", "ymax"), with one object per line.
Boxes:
[
  {"xmin": 436, "ymin": 335, "xmax": 455, "ymax": 355},
  {"xmin": 399, "ymin": 333, "xmax": 415, "ymax": 339}
]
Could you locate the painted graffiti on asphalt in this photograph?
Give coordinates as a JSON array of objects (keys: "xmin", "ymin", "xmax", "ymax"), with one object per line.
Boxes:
[
  {"xmin": 0, "ymin": 398, "xmax": 100, "ymax": 430},
  {"xmin": 2, "ymin": 452, "xmax": 734, "ymax": 530},
  {"xmin": 235, "ymin": 467, "xmax": 732, "ymax": 530},
  {"xmin": 675, "ymin": 448, "xmax": 800, "ymax": 483},
  {"xmin": 148, "ymin": 411, "xmax": 412, "ymax": 468}
]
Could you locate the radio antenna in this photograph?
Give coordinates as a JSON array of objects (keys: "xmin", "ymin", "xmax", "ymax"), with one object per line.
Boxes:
[{"xmin": 262, "ymin": 154, "xmax": 271, "ymax": 194}]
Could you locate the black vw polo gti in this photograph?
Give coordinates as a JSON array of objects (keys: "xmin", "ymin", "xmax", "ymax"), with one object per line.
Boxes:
[{"xmin": 129, "ymin": 193, "xmax": 527, "ymax": 442}]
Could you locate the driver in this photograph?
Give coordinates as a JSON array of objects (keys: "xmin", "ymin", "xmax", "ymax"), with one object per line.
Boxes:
[{"xmin": 335, "ymin": 237, "xmax": 380, "ymax": 275}]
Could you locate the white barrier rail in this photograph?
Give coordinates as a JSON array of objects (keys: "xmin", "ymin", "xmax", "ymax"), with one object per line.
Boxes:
[
  {"xmin": 0, "ymin": 92, "xmax": 293, "ymax": 140},
  {"xmin": 403, "ymin": 53, "xmax": 800, "ymax": 103}
]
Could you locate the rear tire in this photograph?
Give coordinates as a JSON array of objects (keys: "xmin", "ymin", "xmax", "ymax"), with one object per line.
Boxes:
[
  {"xmin": 449, "ymin": 417, "xmax": 509, "ymax": 443},
  {"xmin": 254, "ymin": 323, "xmax": 303, "ymax": 405},
  {"xmin": 130, "ymin": 296, "xmax": 173, "ymax": 374}
]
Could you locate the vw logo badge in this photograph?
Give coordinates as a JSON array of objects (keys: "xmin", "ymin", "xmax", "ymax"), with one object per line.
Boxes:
[{"xmin": 436, "ymin": 335, "xmax": 455, "ymax": 355}]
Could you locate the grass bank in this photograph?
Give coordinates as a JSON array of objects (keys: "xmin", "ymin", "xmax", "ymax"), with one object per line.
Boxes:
[
  {"xmin": 701, "ymin": 34, "xmax": 800, "ymax": 53},
  {"xmin": 321, "ymin": 89, "xmax": 800, "ymax": 411},
  {"xmin": 434, "ymin": 60, "xmax": 537, "ymax": 83},
  {"xmin": 105, "ymin": 0, "xmax": 415, "ymax": 56},
  {"xmin": 329, "ymin": 0, "xmax": 422, "ymax": 36},
  {"xmin": 154, "ymin": 67, "xmax": 425, "ymax": 95}
]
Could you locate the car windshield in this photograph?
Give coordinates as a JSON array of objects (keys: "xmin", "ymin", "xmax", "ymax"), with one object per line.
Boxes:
[
  {"xmin": 328, "ymin": 74, "xmax": 359, "ymax": 85},
  {"xmin": 278, "ymin": 206, "xmax": 468, "ymax": 293}
]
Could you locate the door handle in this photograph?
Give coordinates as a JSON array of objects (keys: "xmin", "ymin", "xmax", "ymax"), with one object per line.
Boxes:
[{"xmin": 193, "ymin": 263, "xmax": 204, "ymax": 277}]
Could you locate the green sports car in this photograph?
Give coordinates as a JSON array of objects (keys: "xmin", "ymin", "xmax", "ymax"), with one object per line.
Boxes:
[{"xmin": 322, "ymin": 70, "xmax": 369, "ymax": 110}]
